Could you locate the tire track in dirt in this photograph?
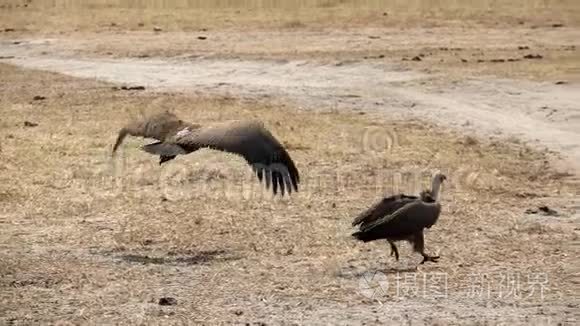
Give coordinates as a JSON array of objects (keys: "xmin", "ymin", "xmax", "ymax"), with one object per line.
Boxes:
[{"xmin": 1, "ymin": 39, "xmax": 579, "ymax": 175}]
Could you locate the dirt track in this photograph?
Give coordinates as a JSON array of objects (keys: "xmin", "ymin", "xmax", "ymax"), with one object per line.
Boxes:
[
  {"xmin": 1, "ymin": 35, "xmax": 580, "ymax": 325},
  {"xmin": 1, "ymin": 38, "xmax": 580, "ymax": 176}
]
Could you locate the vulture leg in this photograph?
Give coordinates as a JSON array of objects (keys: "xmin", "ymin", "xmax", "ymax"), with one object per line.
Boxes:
[
  {"xmin": 411, "ymin": 232, "xmax": 439, "ymax": 264},
  {"xmin": 387, "ymin": 240, "xmax": 400, "ymax": 261},
  {"xmin": 420, "ymin": 254, "xmax": 440, "ymax": 264},
  {"xmin": 159, "ymin": 155, "xmax": 176, "ymax": 165}
]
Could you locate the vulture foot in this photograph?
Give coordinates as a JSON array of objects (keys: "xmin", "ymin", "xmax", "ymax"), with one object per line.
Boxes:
[
  {"xmin": 388, "ymin": 241, "xmax": 399, "ymax": 261},
  {"xmin": 420, "ymin": 255, "xmax": 440, "ymax": 264}
]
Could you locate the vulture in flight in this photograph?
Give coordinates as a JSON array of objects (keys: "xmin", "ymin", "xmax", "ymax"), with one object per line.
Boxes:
[
  {"xmin": 352, "ymin": 172, "xmax": 447, "ymax": 264},
  {"xmin": 112, "ymin": 111, "xmax": 300, "ymax": 196}
]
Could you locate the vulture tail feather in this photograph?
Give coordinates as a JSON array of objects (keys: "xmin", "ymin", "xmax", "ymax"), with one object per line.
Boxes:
[
  {"xmin": 142, "ymin": 142, "xmax": 187, "ymax": 156},
  {"xmin": 351, "ymin": 230, "xmax": 379, "ymax": 243}
]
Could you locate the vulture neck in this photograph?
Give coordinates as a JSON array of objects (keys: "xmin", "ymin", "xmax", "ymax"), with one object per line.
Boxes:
[{"xmin": 430, "ymin": 177, "xmax": 442, "ymax": 202}]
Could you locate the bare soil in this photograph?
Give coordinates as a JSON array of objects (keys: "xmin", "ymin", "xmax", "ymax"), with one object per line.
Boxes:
[
  {"xmin": 1, "ymin": 61, "xmax": 578, "ymax": 325},
  {"xmin": 1, "ymin": 2, "xmax": 580, "ymax": 325}
]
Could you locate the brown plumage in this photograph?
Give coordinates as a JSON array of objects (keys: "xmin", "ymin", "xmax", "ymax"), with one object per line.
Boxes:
[
  {"xmin": 351, "ymin": 190, "xmax": 433, "ymax": 229},
  {"xmin": 352, "ymin": 173, "xmax": 446, "ymax": 264},
  {"xmin": 112, "ymin": 112, "xmax": 300, "ymax": 196}
]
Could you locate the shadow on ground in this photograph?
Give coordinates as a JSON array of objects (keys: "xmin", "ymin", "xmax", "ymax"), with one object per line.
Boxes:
[{"xmin": 107, "ymin": 249, "xmax": 240, "ymax": 266}]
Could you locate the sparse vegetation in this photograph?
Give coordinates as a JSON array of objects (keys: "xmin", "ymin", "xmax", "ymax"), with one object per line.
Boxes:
[
  {"xmin": 0, "ymin": 61, "xmax": 578, "ymax": 323},
  {"xmin": 1, "ymin": 0, "xmax": 579, "ymax": 33},
  {"xmin": 1, "ymin": 1, "xmax": 579, "ymax": 323}
]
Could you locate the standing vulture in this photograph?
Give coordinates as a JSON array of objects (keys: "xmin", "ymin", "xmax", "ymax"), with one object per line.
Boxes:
[
  {"xmin": 112, "ymin": 111, "xmax": 300, "ymax": 196},
  {"xmin": 351, "ymin": 173, "xmax": 446, "ymax": 264}
]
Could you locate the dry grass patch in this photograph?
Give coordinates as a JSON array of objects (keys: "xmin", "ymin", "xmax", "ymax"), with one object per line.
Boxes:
[
  {"xmin": 1, "ymin": 1, "xmax": 578, "ymax": 82},
  {"xmin": 0, "ymin": 63, "xmax": 578, "ymax": 323},
  {"xmin": 1, "ymin": 0, "xmax": 579, "ymax": 35}
]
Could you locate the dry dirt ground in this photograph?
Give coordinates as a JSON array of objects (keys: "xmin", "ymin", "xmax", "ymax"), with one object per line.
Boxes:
[{"xmin": 1, "ymin": 1, "xmax": 580, "ymax": 325}]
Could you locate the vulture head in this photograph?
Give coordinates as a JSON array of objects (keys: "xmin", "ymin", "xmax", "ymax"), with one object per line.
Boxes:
[
  {"xmin": 434, "ymin": 172, "xmax": 447, "ymax": 183},
  {"xmin": 430, "ymin": 172, "xmax": 447, "ymax": 201}
]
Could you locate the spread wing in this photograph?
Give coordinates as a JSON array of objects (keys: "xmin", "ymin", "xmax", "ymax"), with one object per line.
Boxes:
[
  {"xmin": 360, "ymin": 200, "xmax": 441, "ymax": 236},
  {"xmin": 112, "ymin": 112, "xmax": 193, "ymax": 154},
  {"xmin": 352, "ymin": 194, "xmax": 419, "ymax": 228},
  {"xmin": 160, "ymin": 120, "xmax": 300, "ymax": 196}
]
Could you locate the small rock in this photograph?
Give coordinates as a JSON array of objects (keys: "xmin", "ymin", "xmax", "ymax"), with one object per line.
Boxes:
[
  {"xmin": 137, "ymin": 22, "xmax": 145, "ymax": 27},
  {"xmin": 515, "ymin": 192, "xmax": 543, "ymax": 199},
  {"xmin": 233, "ymin": 310, "xmax": 244, "ymax": 316},
  {"xmin": 462, "ymin": 136, "xmax": 478, "ymax": 146},
  {"xmin": 525, "ymin": 205, "xmax": 559, "ymax": 216},
  {"xmin": 4, "ymin": 28, "xmax": 15, "ymax": 32},
  {"xmin": 477, "ymin": 59, "xmax": 485, "ymax": 63},
  {"xmin": 489, "ymin": 59, "xmax": 505, "ymax": 63},
  {"xmin": 461, "ymin": 58, "xmax": 468, "ymax": 63},
  {"xmin": 197, "ymin": 36, "xmax": 207, "ymax": 40},
  {"xmin": 411, "ymin": 56, "xmax": 422, "ymax": 61},
  {"xmin": 523, "ymin": 54, "xmax": 543, "ymax": 59},
  {"xmin": 555, "ymin": 81, "xmax": 567, "ymax": 85},
  {"xmin": 143, "ymin": 239, "xmax": 153, "ymax": 245},
  {"xmin": 507, "ymin": 58, "xmax": 520, "ymax": 62},
  {"xmin": 158, "ymin": 297, "xmax": 177, "ymax": 306},
  {"xmin": 517, "ymin": 46, "xmax": 530, "ymax": 50},
  {"xmin": 153, "ymin": 26, "xmax": 163, "ymax": 32},
  {"xmin": 538, "ymin": 205, "xmax": 559, "ymax": 216},
  {"xmin": 114, "ymin": 85, "xmax": 146, "ymax": 91},
  {"xmin": 0, "ymin": 56, "xmax": 15, "ymax": 59},
  {"xmin": 32, "ymin": 95, "xmax": 46, "ymax": 101},
  {"xmin": 23, "ymin": 121, "xmax": 38, "ymax": 127},
  {"xmin": 551, "ymin": 23, "xmax": 564, "ymax": 28},
  {"xmin": 12, "ymin": 41, "xmax": 22, "ymax": 45},
  {"xmin": 382, "ymin": 12, "xmax": 388, "ymax": 16},
  {"xmin": 110, "ymin": 22, "xmax": 117, "ymax": 27}
]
